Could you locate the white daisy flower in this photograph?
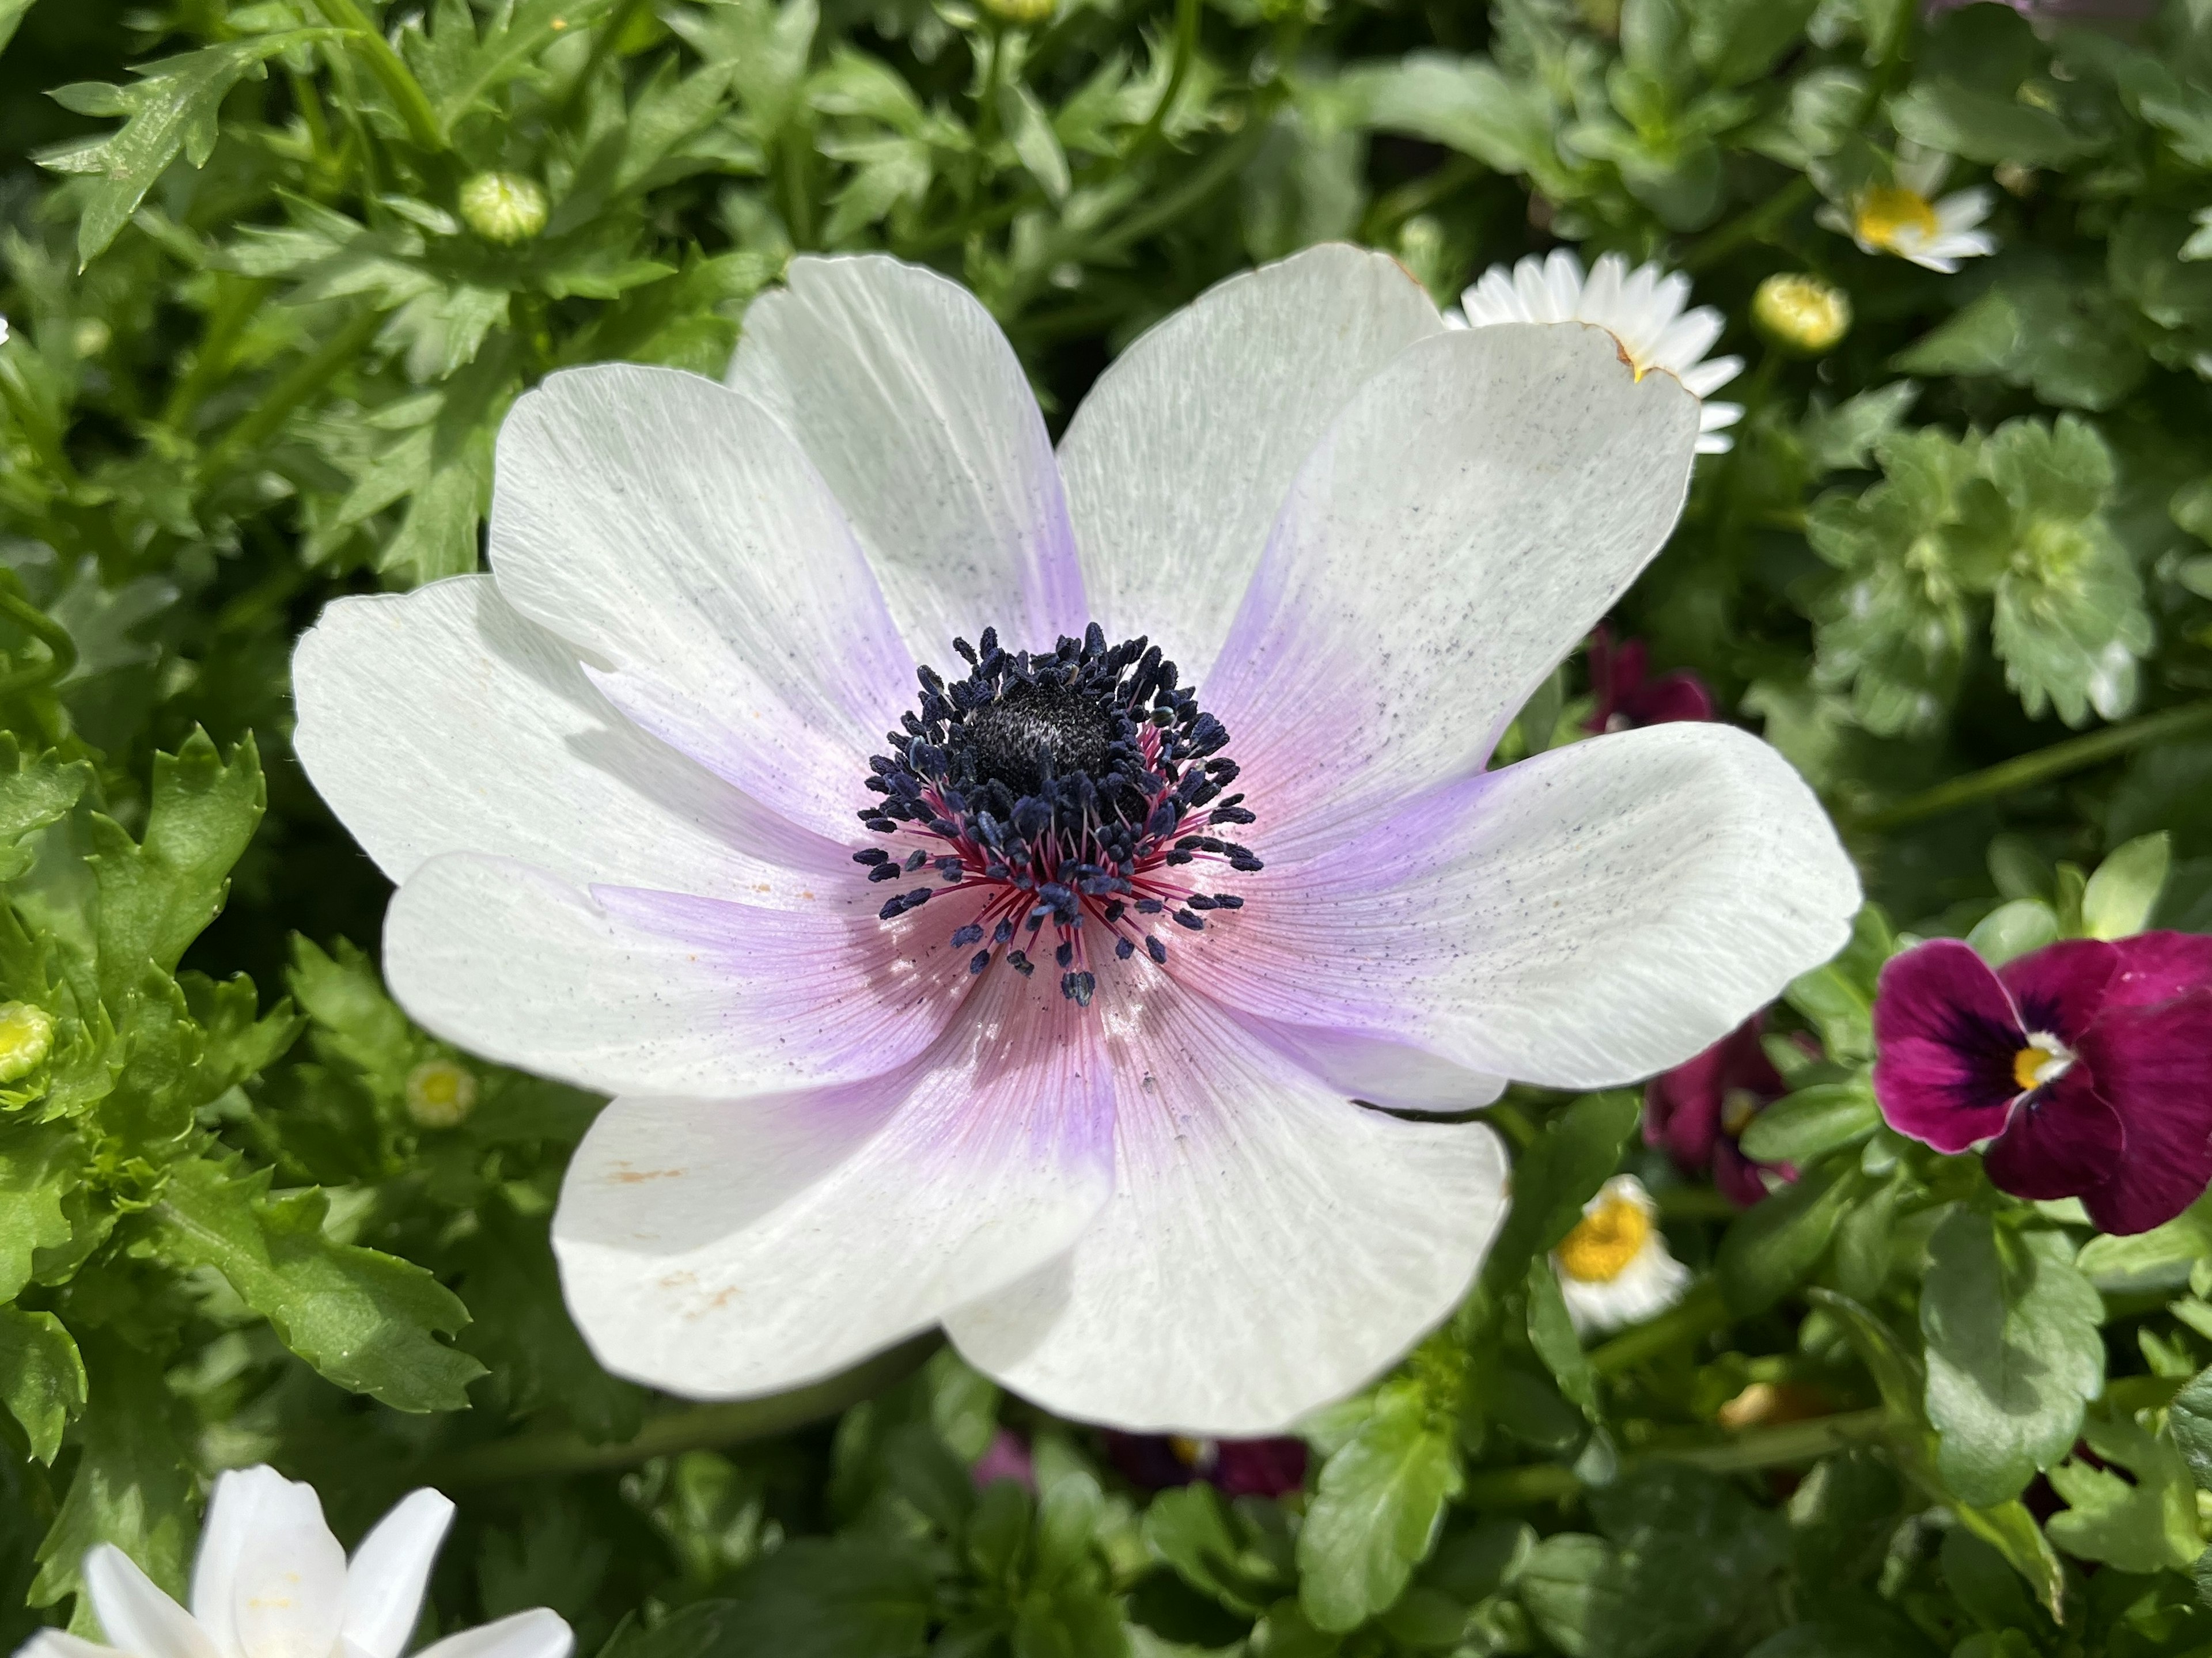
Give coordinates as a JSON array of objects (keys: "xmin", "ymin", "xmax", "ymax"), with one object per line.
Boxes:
[
  {"xmin": 18, "ymin": 1466, "xmax": 570, "ymax": 1658},
  {"xmin": 1447, "ymin": 249, "xmax": 1744, "ymax": 454},
  {"xmin": 1552, "ymin": 1175, "xmax": 1692, "ymax": 1335},
  {"xmin": 1819, "ymin": 145, "xmax": 1996, "ymax": 274},
  {"xmin": 291, "ymin": 246, "xmax": 1858, "ymax": 1434}
]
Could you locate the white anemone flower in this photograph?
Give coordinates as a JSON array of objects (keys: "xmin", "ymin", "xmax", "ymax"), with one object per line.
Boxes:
[
  {"xmin": 1446, "ymin": 249, "xmax": 1744, "ymax": 454},
  {"xmin": 1819, "ymin": 146, "xmax": 1996, "ymax": 274},
  {"xmin": 1552, "ymin": 1175, "xmax": 1691, "ymax": 1335},
  {"xmin": 18, "ymin": 1466, "xmax": 570, "ymax": 1658},
  {"xmin": 291, "ymin": 245, "xmax": 1859, "ymax": 1434}
]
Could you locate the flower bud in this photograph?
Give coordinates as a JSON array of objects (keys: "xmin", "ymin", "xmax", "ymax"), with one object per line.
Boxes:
[
  {"xmin": 1751, "ymin": 272, "xmax": 1851, "ymax": 355},
  {"xmin": 0, "ymin": 1001, "xmax": 54, "ymax": 1083},
  {"xmin": 459, "ymin": 172, "xmax": 550, "ymax": 244},
  {"xmin": 405, "ymin": 1057, "xmax": 479, "ymax": 1129},
  {"xmin": 979, "ymin": 0, "xmax": 1055, "ymax": 21}
]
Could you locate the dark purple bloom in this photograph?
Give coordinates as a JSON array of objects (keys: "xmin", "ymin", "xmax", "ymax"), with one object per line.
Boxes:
[
  {"xmin": 1872, "ymin": 932, "xmax": 2212, "ymax": 1233},
  {"xmin": 1644, "ymin": 1015, "xmax": 1795, "ymax": 1207},
  {"xmin": 1103, "ymin": 1431, "xmax": 1308, "ymax": 1498},
  {"xmin": 972, "ymin": 1427, "xmax": 1036, "ymax": 1491},
  {"xmin": 1586, "ymin": 626, "xmax": 1717, "ymax": 734}
]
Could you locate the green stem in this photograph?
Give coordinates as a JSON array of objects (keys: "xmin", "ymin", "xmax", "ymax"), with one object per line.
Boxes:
[
  {"xmin": 314, "ymin": 0, "xmax": 446, "ymax": 152},
  {"xmin": 1589, "ymin": 1280, "xmax": 1729, "ymax": 1375},
  {"xmin": 1457, "ymin": 1408, "xmax": 1888, "ymax": 1509},
  {"xmin": 202, "ymin": 307, "xmax": 384, "ymax": 476},
  {"xmin": 162, "ymin": 278, "xmax": 276, "ymax": 430},
  {"xmin": 430, "ymin": 1335, "xmax": 938, "ymax": 1485},
  {"xmin": 1853, "ymin": 699, "xmax": 2212, "ymax": 833},
  {"xmin": 0, "ymin": 585, "xmax": 78, "ymax": 699},
  {"xmin": 1680, "ymin": 176, "xmax": 1815, "ymax": 274},
  {"xmin": 1089, "ymin": 117, "xmax": 1269, "ymax": 261},
  {"xmin": 558, "ymin": 0, "xmax": 649, "ymax": 119},
  {"xmin": 1361, "ymin": 155, "xmax": 1482, "ymax": 246},
  {"xmin": 1122, "ymin": 0, "xmax": 1202, "ymax": 167}
]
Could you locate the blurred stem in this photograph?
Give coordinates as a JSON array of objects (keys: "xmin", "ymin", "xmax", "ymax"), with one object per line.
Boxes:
[
  {"xmin": 162, "ymin": 277, "xmax": 276, "ymax": 430},
  {"xmin": 432, "ymin": 1334, "xmax": 939, "ymax": 1485},
  {"xmin": 202, "ymin": 308, "xmax": 384, "ymax": 477},
  {"xmin": 1089, "ymin": 116, "xmax": 1269, "ymax": 260},
  {"xmin": 558, "ymin": 0, "xmax": 649, "ymax": 118},
  {"xmin": 1589, "ymin": 1280, "xmax": 1729, "ymax": 1375},
  {"xmin": 314, "ymin": 0, "xmax": 446, "ymax": 152},
  {"xmin": 1680, "ymin": 176, "xmax": 1815, "ymax": 273},
  {"xmin": 1362, "ymin": 155, "xmax": 1482, "ymax": 246},
  {"xmin": 1123, "ymin": 0, "xmax": 1201, "ymax": 166},
  {"xmin": 0, "ymin": 584, "xmax": 77, "ymax": 700},
  {"xmin": 1854, "ymin": 699, "xmax": 2212, "ymax": 833},
  {"xmin": 1457, "ymin": 1408, "xmax": 1888, "ymax": 1509}
]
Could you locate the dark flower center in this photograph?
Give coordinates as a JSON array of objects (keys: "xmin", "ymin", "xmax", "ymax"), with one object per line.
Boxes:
[{"xmin": 852, "ymin": 624, "xmax": 1260, "ymax": 1007}]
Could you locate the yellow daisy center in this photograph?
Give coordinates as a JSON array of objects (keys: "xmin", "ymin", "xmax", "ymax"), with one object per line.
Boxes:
[
  {"xmin": 1854, "ymin": 186, "xmax": 1939, "ymax": 253},
  {"xmin": 1556, "ymin": 1193, "xmax": 1653, "ymax": 1284},
  {"xmin": 404, "ymin": 1057, "xmax": 479, "ymax": 1128}
]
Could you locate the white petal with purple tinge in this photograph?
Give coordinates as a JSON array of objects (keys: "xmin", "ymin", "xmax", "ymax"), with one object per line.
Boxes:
[
  {"xmin": 944, "ymin": 964, "xmax": 1507, "ymax": 1434},
  {"xmin": 292, "ymin": 578, "xmax": 847, "ymax": 908},
  {"xmin": 1058, "ymin": 244, "xmax": 1443, "ymax": 680},
  {"xmin": 554, "ymin": 965, "xmax": 1114, "ymax": 1399},
  {"xmin": 1192, "ymin": 721, "xmax": 1862, "ymax": 1088},
  {"xmin": 1204, "ymin": 321, "xmax": 1699, "ymax": 847},
  {"xmin": 726, "ymin": 255, "xmax": 1086, "ymax": 661},
  {"xmin": 488, "ymin": 363, "xmax": 915, "ymax": 844}
]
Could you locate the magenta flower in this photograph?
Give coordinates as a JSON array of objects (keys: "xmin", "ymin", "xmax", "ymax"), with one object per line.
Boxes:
[
  {"xmin": 1873, "ymin": 933, "xmax": 2212, "ymax": 1232},
  {"xmin": 1586, "ymin": 626, "xmax": 1717, "ymax": 734},
  {"xmin": 1104, "ymin": 1432, "xmax": 1309, "ymax": 1498},
  {"xmin": 292, "ymin": 248, "xmax": 1858, "ymax": 1432},
  {"xmin": 972, "ymin": 1428, "xmax": 1036, "ymax": 1491},
  {"xmin": 1644, "ymin": 1016, "xmax": 1792, "ymax": 1208}
]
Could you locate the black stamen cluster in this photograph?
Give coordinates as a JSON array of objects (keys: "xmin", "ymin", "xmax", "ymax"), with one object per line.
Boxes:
[{"xmin": 851, "ymin": 623, "xmax": 1260, "ymax": 1005}]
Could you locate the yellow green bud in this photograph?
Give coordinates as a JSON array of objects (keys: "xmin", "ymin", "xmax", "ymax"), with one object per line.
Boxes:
[
  {"xmin": 0, "ymin": 1001, "xmax": 54, "ymax": 1084},
  {"xmin": 1752, "ymin": 272, "xmax": 1852, "ymax": 356},
  {"xmin": 405, "ymin": 1057, "xmax": 479, "ymax": 1129},
  {"xmin": 459, "ymin": 173, "xmax": 550, "ymax": 245}
]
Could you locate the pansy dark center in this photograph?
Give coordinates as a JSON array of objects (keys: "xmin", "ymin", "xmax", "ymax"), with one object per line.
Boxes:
[{"xmin": 851, "ymin": 623, "xmax": 1260, "ymax": 1008}]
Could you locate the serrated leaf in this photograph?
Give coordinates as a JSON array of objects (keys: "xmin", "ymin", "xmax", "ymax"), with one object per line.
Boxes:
[
  {"xmin": 89, "ymin": 731, "xmax": 263, "ymax": 1008},
  {"xmin": 37, "ymin": 35, "xmax": 330, "ymax": 265},
  {"xmin": 2046, "ymin": 1406, "xmax": 2203, "ymax": 1573},
  {"xmin": 0, "ymin": 737, "xmax": 89, "ymax": 882},
  {"xmin": 1297, "ymin": 1388, "xmax": 1462, "ymax": 1632},
  {"xmin": 0, "ymin": 1120, "xmax": 79, "ymax": 1302},
  {"xmin": 0, "ymin": 1307, "xmax": 84, "ymax": 1463},
  {"xmin": 1922, "ymin": 1211, "xmax": 2104, "ymax": 1507},
  {"xmin": 149, "ymin": 1155, "xmax": 484, "ymax": 1411}
]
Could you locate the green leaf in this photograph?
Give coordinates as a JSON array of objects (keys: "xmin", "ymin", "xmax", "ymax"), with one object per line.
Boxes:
[
  {"xmin": 1718, "ymin": 1159, "xmax": 1859, "ymax": 1316},
  {"xmin": 0, "ymin": 0, "xmax": 36, "ymax": 56},
  {"xmin": 1965, "ymin": 900, "xmax": 2061, "ymax": 968},
  {"xmin": 1480, "ymin": 1091, "xmax": 1640, "ymax": 1297},
  {"xmin": 88, "ymin": 731, "xmax": 263, "ymax": 1008},
  {"xmin": 1799, "ymin": 382, "xmax": 1919, "ymax": 476},
  {"xmin": 1785, "ymin": 906, "xmax": 1896, "ymax": 1063},
  {"xmin": 1524, "ymin": 1257, "xmax": 1598, "ymax": 1417},
  {"xmin": 31, "ymin": 1333, "xmax": 197, "ymax": 1613},
  {"xmin": 1922, "ymin": 1211, "xmax": 2104, "ymax": 1507},
  {"xmin": 1145, "ymin": 1485, "xmax": 1289, "ymax": 1617},
  {"xmin": 2082, "ymin": 833, "xmax": 2170, "ymax": 939},
  {"xmin": 1297, "ymin": 1387, "xmax": 1463, "ymax": 1632},
  {"xmin": 719, "ymin": 1535, "xmax": 934, "ymax": 1658},
  {"xmin": 149, "ymin": 1155, "xmax": 484, "ymax": 1411},
  {"xmin": 999, "ymin": 82, "xmax": 1070, "ymax": 204},
  {"xmin": 2077, "ymin": 1190, "xmax": 2212, "ymax": 1294},
  {"xmin": 0, "ymin": 1121, "xmax": 79, "ymax": 1302},
  {"xmin": 1894, "ymin": 270, "xmax": 2146, "ymax": 412},
  {"xmin": 2166, "ymin": 1362, "xmax": 2212, "ymax": 1489},
  {"xmin": 1737, "ymin": 1082, "xmax": 1881, "ymax": 1166},
  {"xmin": 1950, "ymin": 1501, "xmax": 2066, "ymax": 1623},
  {"xmin": 2046, "ymin": 1405, "xmax": 2203, "ymax": 1573},
  {"xmin": 37, "ymin": 35, "xmax": 332, "ymax": 265},
  {"xmin": 0, "ymin": 738, "xmax": 89, "ymax": 882},
  {"xmin": 0, "ymin": 1307, "xmax": 84, "ymax": 1463}
]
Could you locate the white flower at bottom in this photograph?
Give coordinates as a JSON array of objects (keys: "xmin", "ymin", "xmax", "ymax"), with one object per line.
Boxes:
[
  {"xmin": 1552, "ymin": 1175, "xmax": 1691, "ymax": 1335},
  {"xmin": 1448, "ymin": 249, "xmax": 1744, "ymax": 454},
  {"xmin": 17, "ymin": 1466, "xmax": 570, "ymax": 1658},
  {"xmin": 1819, "ymin": 146, "xmax": 1995, "ymax": 274}
]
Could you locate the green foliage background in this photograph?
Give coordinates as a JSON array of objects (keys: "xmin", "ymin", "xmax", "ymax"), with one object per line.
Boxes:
[{"xmin": 7, "ymin": 0, "xmax": 2212, "ymax": 1652}]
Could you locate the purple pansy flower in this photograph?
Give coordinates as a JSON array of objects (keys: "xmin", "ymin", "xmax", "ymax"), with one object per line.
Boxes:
[
  {"xmin": 1644, "ymin": 1015, "xmax": 1794, "ymax": 1208},
  {"xmin": 291, "ymin": 247, "xmax": 1858, "ymax": 1432},
  {"xmin": 1873, "ymin": 932, "xmax": 2212, "ymax": 1232},
  {"xmin": 1586, "ymin": 626, "xmax": 1717, "ymax": 734},
  {"xmin": 1104, "ymin": 1432, "xmax": 1309, "ymax": 1498},
  {"xmin": 972, "ymin": 1428, "xmax": 1036, "ymax": 1491}
]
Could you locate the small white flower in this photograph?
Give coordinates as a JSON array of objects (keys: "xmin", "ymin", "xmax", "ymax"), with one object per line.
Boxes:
[
  {"xmin": 1551, "ymin": 1175, "xmax": 1691, "ymax": 1335},
  {"xmin": 1447, "ymin": 249, "xmax": 1744, "ymax": 454},
  {"xmin": 1819, "ymin": 146, "xmax": 1996, "ymax": 274},
  {"xmin": 18, "ymin": 1466, "xmax": 570, "ymax": 1658}
]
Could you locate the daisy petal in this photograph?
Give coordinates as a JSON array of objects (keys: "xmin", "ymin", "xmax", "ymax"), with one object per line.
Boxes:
[
  {"xmin": 228, "ymin": 1475, "xmax": 347, "ymax": 1658},
  {"xmin": 553, "ymin": 963, "xmax": 1114, "ymax": 1398},
  {"xmin": 412, "ymin": 1611, "xmax": 572, "ymax": 1658},
  {"xmin": 18, "ymin": 1635, "xmax": 116, "ymax": 1658},
  {"xmin": 726, "ymin": 255, "xmax": 1085, "ymax": 659},
  {"xmin": 384, "ymin": 855, "xmax": 970, "ymax": 1098},
  {"xmin": 1203, "ymin": 323, "xmax": 1699, "ymax": 842},
  {"xmin": 84, "ymin": 1547, "xmax": 218, "ymax": 1658},
  {"xmin": 340, "ymin": 1490, "xmax": 454, "ymax": 1658},
  {"xmin": 292, "ymin": 578, "xmax": 847, "ymax": 906},
  {"xmin": 1058, "ymin": 245, "xmax": 1442, "ymax": 678},
  {"xmin": 945, "ymin": 966, "xmax": 1507, "ymax": 1433},
  {"xmin": 192, "ymin": 1466, "xmax": 284, "ymax": 1658},
  {"xmin": 1189, "ymin": 722, "xmax": 1860, "ymax": 1088},
  {"xmin": 486, "ymin": 365, "xmax": 914, "ymax": 843}
]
